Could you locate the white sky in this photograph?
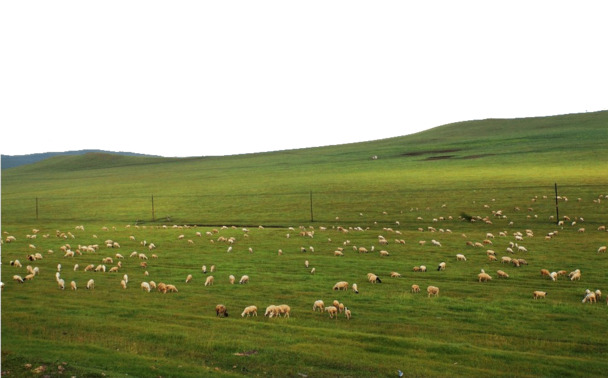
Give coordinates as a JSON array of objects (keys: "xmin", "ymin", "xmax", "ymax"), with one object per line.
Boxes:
[{"xmin": 1, "ymin": 1, "xmax": 607, "ymax": 157}]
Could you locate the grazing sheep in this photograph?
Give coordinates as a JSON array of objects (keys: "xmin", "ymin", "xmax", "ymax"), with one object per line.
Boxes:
[
  {"xmin": 202, "ymin": 265, "xmax": 207, "ymax": 274},
  {"xmin": 73, "ymin": 264, "xmax": 79, "ymax": 271},
  {"xmin": 216, "ymin": 304, "xmax": 229, "ymax": 317},
  {"xmin": 456, "ymin": 254, "xmax": 467, "ymax": 261},
  {"xmin": 141, "ymin": 282, "xmax": 151, "ymax": 292},
  {"xmin": 229, "ymin": 275, "xmax": 235, "ymax": 284},
  {"xmin": 379, "ymin": 250, "xmax": 390, "ymax": 257},
  {"xmin": 334, "ymin": 250, "xmax": 344, "ymax": 257},
  {"xmin": 598, "ymin": 246, "xmax": 607, "ymax": 253},
  {"xmin": 109, "ymin": 266, "xmax": 119, "ymax": 273},
  {"xmin": 166, "ymin": 284, "xmax": 178, "ymax": 293},
  {"xmin": 310, "ymin": 267, "xmax": 316, "ymax": 274},
  {"xmin": 427, "ymin": 286, "xmax": 439, "ymax": 297},
  {"xmin": 186, "ymin": 274, "xmax": 193, "ymax": 283},
  {"xmin": 533, "ymin": 291, "xmax": 547, "ymax": 299},
  {"xmin": 582, "ymin": 291, "xmax": 597, "ymax": 304},
  {"xmin": 390, "ymin": 272, "xmax": 402, "ymax": 278},
  {"xmin": 595, "ymin": 289, "xmax": 602, "ymax": 300},
  {"xmin": 540, "ymin": 269, "xmax": 550, "ymax": 277},
  {"xmin": 333, "ymin": 281, "xmax": 349, "ymax": 291},
  {"xmin": 367, "ymin": 273, "xmax": 382, "ymax": 283},
  {"xmin": 313, "ymin": 300, "xmax": 325, "ymax": 312},
  {"xmin": 352, "ymin": 283, "xmax": 359, "ymax": 294},
  {"xmin": 204, "ymin": 276, "xmax": 214, "ymax": 286},
  {"xmin": 478, "ymin": 272, "xmax": 492, "ymax": 282},
  {"xmin": 57, "ymin": 278, "xmax": 65, "ymax": 290},
  {"xmin": 496, "ymin": 270, "xmax": 509, "ymax": 278},
  {"xmin": 501, "ymin": 256, "xmax": 512, "ymax": 264},
  {"xmin": 13, "ymin": 275, "xmax": 24, "ymax": 283},
  {"xmin": 411, "ymin": 284, "xmax": 420, "ymax": 293},
  {"xmin": 86, "ymin": 279, "xmax": 95, "ymax": 290},
  {"xmin": 157, "ymin": 282, "xmax": 167, "ymax": 294},
  {"xmin": 344, "ymin": 307, "xmax": 351, "ymax": 320},
  {"xmin": 305, "ymin": 260, "xmax": 309, "ymax": 268},
  {"xmin": 420, "ymin": 265, "xmax": 427, "ymax": 272},
  {"xmin": 121, "ymin": 280, "xmax": 127, "ymax": 289},
  {"xmin": 325, "ymin": 305, "xmax": 338, "ymax": 318},
  {"xmin": 84, "ymin": 264, "xmax": 95, "ymax": 272},
  {"xmin": 431, "ymin": 239, "xmax": 442, "ymax": 247},
  {"xmin": 437, "ymin": 262, "xmax": 446, "ymax": 271},
  {"xmin": 277, "ymin": 304, "xmax": 291, "ymax": 318},
  {"xmin": 241, "ymin": 305, "xmax": 258, "ymax": 317},
  {"xmin": 239, "ymin": 275, "xmax": 249, "ymax": 284},
  {"xmin": 10, "ymin": 260, "xmax": 23, "ymax": 268},
  {"xmin": 70, "ymin": 281, "xmax": 77, "ymax": 290},
  {"xmin": 569, "ymin": 269, "xmax": 582, "ymax": 281},
  {"xmin": 549, "ymin": 272, "xmax": 558, "ymax": 281},
  {"xmin": 264, "ymin": 305, "xmax": 279, "ymax": 318},
  {"xmin": 149, "ymin": 281, "xmax": 156, "ymax": 289}
]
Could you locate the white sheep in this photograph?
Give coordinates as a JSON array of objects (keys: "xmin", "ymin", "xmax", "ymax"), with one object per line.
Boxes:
[
  {"xmin": 496, "ymin": 270, "xmax": 509, "ymax": 278},
  {"xmin": 229, "ymin": 275, "xmax": 235, "ymax": 284},
  {"xmin": 264, "ymin": 305, "xmax": 279, "ymax": 318},
  {"xmin": 86, "ymin": 279, "xmax": 95, "ymax": 290},
  {"xmin": 186, "ymin": 274, "xmax": 193, "ymax": 283},
  {"xmin": 216, "ymin": 304, "xmax": 229, "ymax": 317},
  {"xmin": 313, "ymin": 300, "xmax": 325, "ymax": 312},
  {"xmin": 533, "ymin": 291, "xmax": 547, "ymax": 299},
  {"xmin": 549, "ymin": 272, "xmax": 558, "ymax": 281},
  {"xmin": 478, "ymin": 272, "xmax": 492, "ymax": 282},
  {"xmin": 13, "ymin": 275, "xmax": 24, "ymax": 283},
  {"xmin": 141, "ymin": 282, "xmax": 151, "ymax": 292},
  {"xmin": 411, "ymin": 284, "xmax": 420, "ymax": 293},
  {"xmin": 597, "ymin": 246, "xmax": 607, "ymax": 253},
  {"xmin": 239, "ymin": 275, "xmax": 249, "ymax": 284},
  {"xmin": 205, "ymin": 276, "xmax": 214, "ymax": 286},
  {"xmin": 277, "ymin": 304, "xmax": 291, "ymax": 318},
  {"xmin": 427, "ymin": 286, "xmax": 439, "ymax": 297},
  {"xmin": 344, "ymin": 307, "xmax": 351, "ymax": 320},
  {"xmin": 121, "ymin": 279, "xmax": 127, "ymax": 289},
  {"xmin": 57, "ymin": 278, "xmax": 65, "ymax": 290},
  {"xmin": 70, "ymin": 281, "xmax": 77, "ymax": 290},
  {"xmin": 241, "ymin": 305, "xmax": 258, "ymax": 317},
  {"xmin": 367, "ymin": 273, "xmax": 382, "ymax": 283},
  {"xmin": 456, "ymin": 254, "xmax": 467, "ymax": 261},
  {"xmin": 437, "ymin": 262, "xmax": 446, "ymax": 271},
  {"xmin": 325, "ymin": 305, "xmax": 338, "ymax": 319},
  {"xmin": 333, "ymin": 281, "xmax": 349, "ymax": 291},
  {"xmin": 352, "ymin": 283, "xmax": 359, "ymax": 293}
]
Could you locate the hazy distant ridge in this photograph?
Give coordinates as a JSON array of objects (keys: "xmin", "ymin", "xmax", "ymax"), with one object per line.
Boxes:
[{"xmin": 1, "ymin": 150, "xmax": 160, "ymax": 169}]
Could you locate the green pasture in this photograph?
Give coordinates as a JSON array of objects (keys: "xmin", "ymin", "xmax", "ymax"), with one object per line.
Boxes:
[{"xmin": 2, "ymin": 111, "xmax": 607, "ymax": 377}]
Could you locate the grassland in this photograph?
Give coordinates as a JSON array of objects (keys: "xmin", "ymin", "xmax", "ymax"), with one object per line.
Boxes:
[{"xmin": 2, "ymin": 111, "xmax": 608, "ymax": 377}]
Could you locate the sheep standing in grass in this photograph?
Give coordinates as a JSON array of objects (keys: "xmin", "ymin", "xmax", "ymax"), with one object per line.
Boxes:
[
  {"xmin": 239, "ymin": 275, "xmax": 249, "ymax": 284},
  {"xmin": 569, "ymin": 269, "xmax": 581, "ymax": 281},
  {"xmin": 229, "ymin": 275, "xmax": 235, "ymax": 284},
  {"xmin": 352, "ymin": 283, "xmax": 359, "ymax": 293},
  {"xmin": 70, "ymin": 281, "xmax": 77, "ymax": 290},
  {"xmin": 216, "ymin": 304, "xmax": 228, "ymax": 317},
  {"xmin": 582, "ymin": 290, "xmax": 596, "ymax": 303},
  {"xmin": 411, "ymin": 284, "xmax": 420, "ymax": 293},
  {"xmin": 325, "ymin": 306, "xmax": 338, "ymax": 318},
  {"xmin": 533, "ymin": 291, "xmax": 547, "ymax": 299},
  {"xmin": 13, "ymin": 275, "xmax": 24, "ymax": 283},
  {"xmin": 186, "ymin": 274, "xmax": 193, "ymax": 283},
  {"xmin": 456, "ymin": 254, "xmax": 467, "ymax": 261},
  {"xmin": 57, "ymin": 278, "xmax": 65, "ymax": 290},
  {"xmin": 597, "ymin": 246, "xmax": 607, "ymax": 253},
  {"xmin": 427, "ymin": 286, "xmax": 439, "ymax": 297},
  {"xmin": 277, "ymin": 304, "xmax": 291, "ymax": 318},
  {"xmin": 166, "ymin": 284, "xmax": 178, "ymax": 293},
  {"xmin": 497, "ymin": 270, "xmax": 509, "ymax": 278},
  {"xmin": 437, "ymin": 262, "xmax": 446, "ymax": 271},
  {"xmin": 121, "ymin": 280, "xmax": 127, "ymax": 289},
  {"xmin": 241, "ymin": 305, "xmax": 258, "ymax": 317},
  {"xmin": 313, "ymin": 300, "xmax": 325, "ymax": 312},
  {"xmin": 205, "ymin": 276, "xmax": 214, "ymax": 286},
  {"xmin": 390, "ymin": 272, "xmax": 402, "ymax": 278},
  {"xmin": 141, "ymin": 282, "xmax": 151, "ymax": 292},
  {"xmin": 478, "ymin": 272, "xmax": 492, "ymax": 282},
  {"xmin": 87, "ymin": 279, "xmax": 95, "ymax": 290},
  {"xmin": 344, "ymin": 307, "xmax": 351, "ymax": 320},
  {"xmin": 367, "ymin": 273, "xmax": 381, "ymax": 283},
  {"xmin": 333, "ymin": 281, "xmax": 349, "ymax": 291},
  {"xmin": 264, "ymin": 305, "xmax": 279, "ymax": 318}
]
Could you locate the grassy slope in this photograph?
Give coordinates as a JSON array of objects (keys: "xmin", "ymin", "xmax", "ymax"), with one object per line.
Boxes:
[{"xmin": 2, "ymin": 111, "xmax": 608, "ymax": 377}]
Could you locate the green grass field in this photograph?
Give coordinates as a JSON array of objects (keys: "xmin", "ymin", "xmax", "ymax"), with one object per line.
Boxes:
[{"xmin": 2, "ymin": 111, "xmax": 608, "ymax": 377}]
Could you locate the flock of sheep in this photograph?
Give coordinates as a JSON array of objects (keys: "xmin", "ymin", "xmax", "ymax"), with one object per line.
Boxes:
[{"xmin": 3, "ymin": 194, "xmax": 608, "ymax": 321}]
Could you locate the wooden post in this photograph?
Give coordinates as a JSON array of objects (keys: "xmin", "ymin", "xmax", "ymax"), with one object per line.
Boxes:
[
  {"xmin": 151, "ymin": 195, "xmax": 155, "ymax": 222},
  {"xmin": 310, "ymin": 190, "xmax": 314, "ymax": 223},
  {"xmin": 554, "ymin": 183, "xmax": 559, "ymax": 224}
]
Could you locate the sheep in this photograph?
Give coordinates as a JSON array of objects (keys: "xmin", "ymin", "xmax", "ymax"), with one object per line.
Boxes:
[
  {"xmin": 540, "ymin": 269, "xmax": 550, "ymax": 277},
  {"xmin": 109, "ymin": 266, "xmax": 120, "ymax": 273},
  {"xmin": 501, "ymin": 256, "xmax": 512, "ymax": 264},
  {"xmin": 13, "ymin": 275, "xmax": 25, "ymax": 283},
  {"xmin": 157, "ymin": 282, "xmax": 167, "ymax": 294},
  {"xmin": 456, "ymin": 254, "xmax": 467, "ymax": 261},
  {"xmin": 121, "ymin": 280, "xmax": 127, "ymax": 289},
  {"xmin": 141, "ymin": 282, "xmax": 151, "ymax": 292},
  {"xmin": 86, "ymin": 279, "xmax": 95, "ymax": 290},
  {"xmin": 241, "ymin": 305, "xmax": 258, "ymax": 317},
  {"xmin": 549, "ymin": 272, "xmax": 558, "ymax": 281},
  {"xmin": 57, "ymin": 278, "xmax": 65, "ymax": 290},
  {"xmin": 264, "ymin": 305, "xmax": 279, "ymax": 318},
  {"xmin": 420, "ymin": 265, "xmax": 427, "ymax": 272},
  {"xmin": 166, "ymin": 284, "xmax": 178, "ymax": 293},
  {"xmin": 379, "ymin": 250, "xmax": 390, "ymax": 257},
  {"xmin": 496, "ymin": 270, "xmax": 509, "ymax": 278},
  {"xmin": 367, "ymin": 273, "xmax": 381, "ymax": 283},
  {"xmin": 70, "ymin": 281, "xmax": 77, "ymax": 290},
  {"xmin": 338, "ymin": 303, "xmax": 345, "ymax": 313},
  {"xmin": 277, "ymin": 304, "xmax": 291, "ymax": 318},
  {"xmin": 205, "ymin": 276, "xmax": 214, "ymax": 286},
  {"xmin": 437, "ymin": 262, "xmax": 446, "ymax": 271},
  {"xmin": 305, "ymin": 260, "xmax": 309, "ymax": 268},
  {"xmin": 478, "ymin": 272, "xmax": 492, "ymax": 282},
  {"xmin": 533, "ymin": 291, "xmax": 547, "ymax": 299},
  {"xmin": 73, "ymin": 264, "xmax": 79, "ymax": 271},
  {"xmin": 210, "ymin": 265, "xmax": 215, "ymax": 272},
  {"xmin": 138, "ymin": 253, "xmax": 148, "ymax": 260},
  {"xmin": 102, "ymin": 257, "xmax": 113, "ymax": 264},
  {"xmin": 239, "ymin": 275, "xmax": 249, "ymax": 284},
  {"xmin": 411, "ymin": 284, "xmax": 420, "ymax": 293},
  {"xmin": 390, "ymin": 272, "xmax": 402, "ymax": 278},
  {"xmin": 427, "ymin": 286, "xmax": 439, "ymax": 297},
  {"xmin": 216, "ymin": 304, "xmax": 229, "ymax": 317},
  {"xmin": 202, "ymin": 265, "xmax": 207, "ymax": 274},
  {"xmin": 24, "ymin": 273, "xmax": 35, "ymax": 281},
  {"xmin": 431, "ymin": 239, "xmax": 442, "ymax": 247},
  {"xmin": 10, "ymin": 260, "xmax": 22, "ymax": 268},
  {"xmin": 569, "ymin": 270, "xmax": 581, "ymax": 281},
  {"xmin": 84, "ymin": 264, "xmax": 95, "ymax": 272},
  {"xmin": 186, "ymin": 274, "xmax": 193, "ymax": 283},
  {"xmin": 582, "ymin": 291, "xmax": 597, "ymax": 304},
  {"xmin": 598, "ymin": 246, "xmax": 607, "ymax": 253},
  {"xmin": 344, "ymin": 307, "xmax": 351, "ymax": 320},
  {"xmin": 229, "ymin": 274, "xmax": 235, "ymax": 284},
  {"xmin": 310, "ymin": 267, "xmax": 316, "ymax": 274},
  {"xmin": 333, "ymin": 281, "xmax": 349, "ymax": 291},
  {"xmin": 334, "ymin": 250, "xmax": 344, "ymax": 257},
  {"xmin": 325, "ymin": 306, "xmax": 338, "ymax": 318},
  {"xmin": 149, "ymin": 281, "xmax": 156, "ymax": 289},
  {"xmin": 595, "ymin": 289, "xmax": 602, "ymax": 300},
  {"xmin": 352, "ymin": 283, "xmax": 359, "ymax": 294},
  {"xmin": 313, "ymin": 300, "xmax": 325, "ymax": 312}
]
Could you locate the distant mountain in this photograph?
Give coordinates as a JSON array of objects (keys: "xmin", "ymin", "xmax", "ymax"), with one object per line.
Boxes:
[{"xmin": 1, "ymin": 150, "xmax": 161, "ymax": 169}]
